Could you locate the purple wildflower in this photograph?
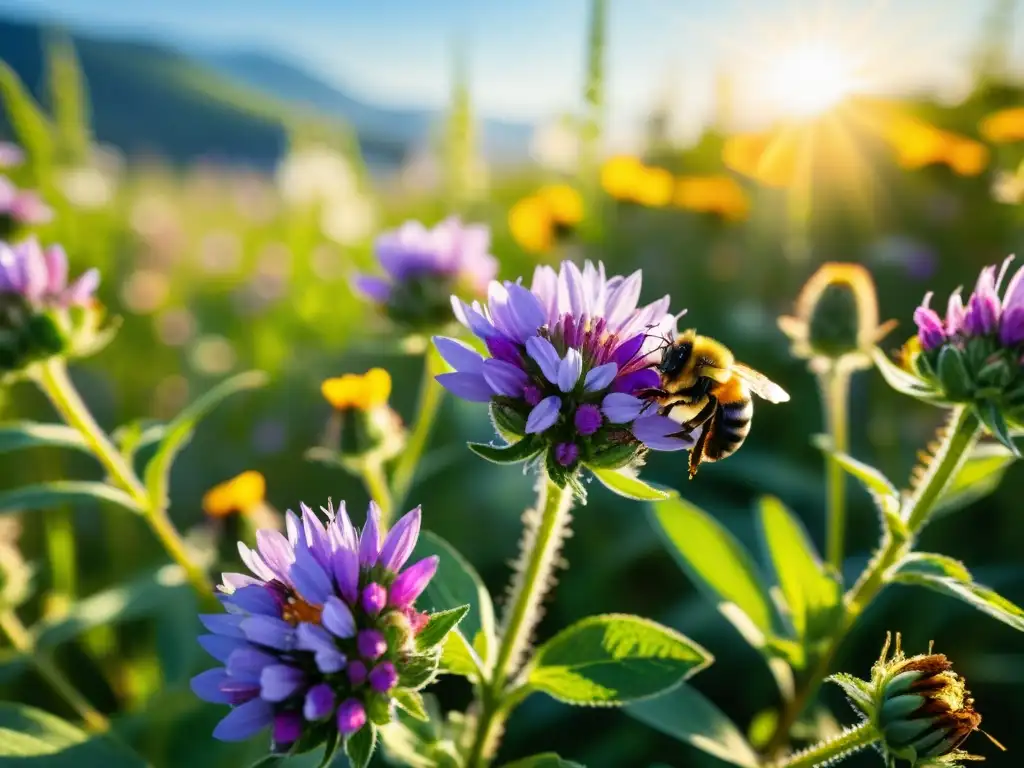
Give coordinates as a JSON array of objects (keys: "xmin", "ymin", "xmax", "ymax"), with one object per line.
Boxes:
[
  {"xmin": 0, "ymin": 237, "xmax": 99, "ymax": 308},
  {"xmin": 0, "ymin": 177, "xmax": 52, "ymax": 236},
  {"xmin": 191, "ymin": 501, "xmax": 440, "ymax": 751},
  {"xmin": 433, "ymin": 260, "xmax": 696, "ymax": 477},
  {"xmin": 354, "ymin": 217, "xmax": 498, "ymax": 330}
]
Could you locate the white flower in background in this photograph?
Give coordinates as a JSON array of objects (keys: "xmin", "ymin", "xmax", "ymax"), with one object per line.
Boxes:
[
  {"xmin": 57, "ymin": 144, "xmax": 123, "ymax": 210},
  {"xmin": 992, "ymin": 167, "xmax": 1024, "ymax": 205},
  {"xmin": 276, "ymin": 145, "xmax": 357, "ymax": 206},
  {"xmin": 530, "ymin": 116, "xmax": 581, "ymax": 173},
  {"xmin": 320, "ymin": 194, "xmax": 376, "ymax": 246}
]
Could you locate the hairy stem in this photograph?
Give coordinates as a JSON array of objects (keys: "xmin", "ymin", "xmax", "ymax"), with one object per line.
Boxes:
[
  {"xmin": 765, "ymin": 405, "xmax": 981, "ymax": 754},
  {"xmin": 466, "ymin": 476, "xmax": 575, "ymax": 767},
  {"xmin": 819, "ymin": 365, "xmax": 851, "ymax": 572},
  {"xmin": 772, "ymin": 721, "xmax": 879, "ymax": 768},
  {"xmin": 390, "ymin": 349, "xmax": 445, "ymax": 511},
  {"xmin": 0, "ymin": 610, "xmax": 109, "ymax": 733},
  {"xmin": 36, "ymin": 359, "xmax": 214, "ymax": 603},
  {"xmin": 360, "ymin": 461, "xmax": 395, "ymax": 526}
]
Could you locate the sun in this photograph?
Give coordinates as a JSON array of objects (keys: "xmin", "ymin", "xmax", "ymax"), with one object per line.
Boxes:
[{"xmin": 767, "ymin": 42, "xmax": 856, "ymax": 118}]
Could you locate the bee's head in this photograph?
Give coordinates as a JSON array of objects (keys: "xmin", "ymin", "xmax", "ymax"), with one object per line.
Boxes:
[{"xmin": 659, "ymin": 339, "xmax": 693, "ymax": 377}]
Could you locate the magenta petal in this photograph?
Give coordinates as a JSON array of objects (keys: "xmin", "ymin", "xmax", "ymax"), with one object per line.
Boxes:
[
  {"xmin": 358, "ymin": 502, "xmax": 381, "ymax": 566},
  {"xmin": 65, "ymin": 268, "xmax": 100, "ymax": 305},
  {"xmin": 389, "ymin": 555, "xmax": 439, "ymax": 608},
  {"xmin": 43, "ymin": 245, "xmax": 68, "ymax": 294},
  {"xmin": 377, "ymin": 506, "xmax": 421, "ymax": 572}
]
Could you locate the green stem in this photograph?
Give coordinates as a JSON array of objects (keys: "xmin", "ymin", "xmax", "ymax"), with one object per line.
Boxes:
[
  {"xmin": 360, "ymin": 461, "xmax": 394, "ymax": 526},
  {"xmin": 819, "ymin": 365, "xmax": 851, "ymax": 572},
  {"xmin": 0, "ymin": 610, "xmax": 109, "ymax": 733},
  {"xmin": 466, "ymin": 476, "xmax": 575, "ymax": 767},
  {"xmin": 44, "ymin": 506, "xmax": 76, "ymax": 605},
  {"xmin": 772, "ymin": 721, "xmax": 879, "ymax": 768},
  {"xmin": 764, "ymin": 405, "xmax": 981, "ymax": 754},
  {"xmin": 36, "ymin": 360, "xmax": 214, "ymax": 603},
  {"xmin": 390, "ymin": 350, "xmax": 445, "ymax": 511}
]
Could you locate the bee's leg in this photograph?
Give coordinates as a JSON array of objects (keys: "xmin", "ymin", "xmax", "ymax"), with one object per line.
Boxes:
[
  {"xmin": 688, "ymin": 424, "xmax": 711, "ymax": 479},
  {"xmin": 675, "ymin": 396, "xmax": 718, "ymax": 434}
]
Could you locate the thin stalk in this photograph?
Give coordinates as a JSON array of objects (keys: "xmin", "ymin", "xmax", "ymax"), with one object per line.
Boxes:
[
  {"xmin": 772, "ymin": 721, "xmax": 879, "ymax": 768},
  {"xmin": 36, "ymin": 360, "xmax": 214, "ymax": 602},
  {"xmin": 764, "ymin": 405, "xmax": 981, "ymax": 754},
  {"xmin": 466, "ymin": 477, "xmax": 575, "ymax": 767},
  {"xmin": 390, "ymin": 350, "xmax": 445, "ymax": 511},
  {"xmin": 0, "ymin": 610, "xmax": 109, "ymax": 733},
  {"xmin": 360, "ymin": 461, "xmax": 395, "ymax": 526},
  {"xmin": 819, "ymin": 365, "xmax": 851, "ymax": 572},
  {"xmin": 44, "ymin": 506, "xmax": 77, "ymax": 605}
]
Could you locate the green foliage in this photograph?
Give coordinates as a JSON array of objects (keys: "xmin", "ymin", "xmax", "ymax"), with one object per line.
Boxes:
[
  {"xmin": 0, "ymin": 481, "xmax": 142, "ymax": 517},
  {"xmin": 891, "ymin": 568, "xmax": 1024, "ymax": 632},
  {"xmin": 525, "ymin": 613, "xmax": 711, "ymax": 706},
  {"xmin": 393, "ymin": 690, "xmax": 429, "ymax": 723},
  {"xmin": 467, "ymin": 437, "xmax": 543, "ymax": 464},
  {"xmin": 344, "ymin": 724, "xmax": 377, "ymax": 768},
  {"xmin": 589, "ymin": 468, "xmax": 669, "ymax": 500},
  {"xmin": 415, "ymin": 605, "xmax": 470, "ymax": 651},
  {"xmin": 501, "ymin": 754, "xmax": 585, "ymax": 768},
  {"xmin": 143, "ymin": 370, "xmax": 268, "ymax": 507},
  {"xmin": 625, "ymin": 684, "xmax": 760, "ymax": 767},
  {"xmin": 0, "ymin": 422, "xmax": 89, "ymax": 455},
  {"xmin": 0, "ymin": 703, "xmax": 146, "ymax": 765},
  {"xmin": 45, "ymin": 34, "xmax": 91, "ymax": 165},
  {"xmin": 935, "ymin": 442, "xmax": 1016, "ymax": 517},
  {"xmin": 0, "ymin": 62, "xmax": 55, "ymax": 181}
]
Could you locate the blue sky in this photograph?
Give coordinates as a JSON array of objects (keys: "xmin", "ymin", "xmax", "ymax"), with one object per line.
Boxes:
[{"xmin": 1, "ymin": 0, "xmax": 1022, "ymax": 144}]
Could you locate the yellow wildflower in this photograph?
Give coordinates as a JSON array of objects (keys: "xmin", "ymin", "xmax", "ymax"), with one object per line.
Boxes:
[
  {"xmin": 321, "ymin": 368, "xmax": 392, "ymax": 411},
  {"xmin": 509, "ymin": 196, "xmax": 554, "ymax": 253},
  {"xmin": 536, "ymin": 184, "xmax": 584, "ymax": 227},
  {"xmin": 980, "ymin": 107, "xmax": 1024, "ymax": 143},
  {"xmin": 202, "ymin": 471, "xmax": 266, "ymax": 518}
]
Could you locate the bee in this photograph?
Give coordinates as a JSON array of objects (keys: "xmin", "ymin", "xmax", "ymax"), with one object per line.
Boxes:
[{"xmin": 648, "ymin": 329, "xmax": 790, "ymax": 478}]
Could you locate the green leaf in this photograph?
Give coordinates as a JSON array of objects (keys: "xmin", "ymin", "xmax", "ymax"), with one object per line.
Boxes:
[
  {"xmin": 0, "ymin": 423, "xmax": 89, "ymax": 456},
  {"xmin": 625, "ymin": 684, "xmax": 759, "ymax": 767},
  {"xmin": 937, "ymin": 346, "xmax": 971, "ymax": 400},
  {"xmin": 46, "ymin": 36, "xmax": 91, "ymax": 165},
  {"xmin": 892, "ymin": 572, "xmax": 1024, "ymax": 632},
  {"xmin": 589, "ymin": 467, "xmax": 669, "ymax": 501},
  {"xmin": 0, "ymin": 482, "xmax": 142, "ymax": 517},
  {"xmin": 316, "ymin": 731, "xmax": 340, "ymax": 768},
  {"xmin": 892, "ymin": 552, "xmax": 972, "ymax": 583},
  {"xmin": 467, "ymin": 437, "xmax": 542, "ymax": 464},
  {"xmin": 813, "ymin": 440, "xmax": 899, "ymax": 500},
  {"xmin": 31, "ymin": 566, "xmax": 191, "ymax": 652},
  {"xmin": 827, "ymin": 673, "xmax": 872, "ymax": 716},
  {"xmin": 501, "ymin": 754, "xmax": 585, "ymax": 768},
  {"xmin": 439, "ymin": 629, "xmax": 483, "ymax": 681},
  {"xmin": 392, "ymin": 690, "xmax": 429, "ymax": 723},
  {"xmin": 871, "ymin": 347, "xmax": 945, "ymax": 401},
  {"xmin": 143, "ymin": 370, "xmax": 268, "ymax": 506},
  {"xmin": 344, "ymin": 724, "xmax": 376, "ymax": 768},
  {"xmin": 934, "ymin": 442, "xmax": 1015, "ymax": 517},
  {"xmin": 0, "ymin": 703, "xmax": 147, "ymax": 765},
  {"xmin": 398, "ymin": 650, "xmax": 441, "ymax": 690},
  {"xmin": 410, "ymin": 531, "xmax": 496, "ymax": 670},
  {"xmin": 0, "ymin": 63, "xmax": 55, "ymax": 180},
  {"xmin": 977, "ymin": 401, "xmax": 1020, "ymax": 457},
  {"xmin": 416, "ymin": 605, "xmax": 470, "ymax": 651},
  {"xmin": 755, "ymin": 496, "xmax": 841, "ymax": 643},
  {"xmin": 526, "ymin": 613, "xmax": 712, "ymax": 706},
  {"xmin": 649, "ymin": 496, "xmax": 776, "ymax": 647}
]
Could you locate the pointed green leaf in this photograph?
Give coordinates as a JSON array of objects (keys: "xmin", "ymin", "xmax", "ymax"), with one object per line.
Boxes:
[
  {"xmin": 0, "ymin": 703, "xmax": 147, "ymax": 765},
  {"xmin": 589, "ymin": 467, "xmax": 669, "ymax": 500},
  {"xmin": 392, "ymin": 690, "xmax": 429, "ymax": 723},
  {"xmin": 977, "ymin": 401, "xmax": 1019, "ymax": 457},
  {"xmin": 439, "ymin": 629, "xmax": 483, "ymax": 681},
  {"xmin": 467, "ymin": 436, "xmax": 542, "ymax": 464},
  {"xmin": 344, "ymin": 725, "xmax": 377, "ymax": 768},
  {"xmin": 410, "ymin": 531, "xmax": 496, "ymax": 668},
  {"xmin": 812, "ymin": 440, "xmax": 898, "ymax": 499},
  {"xmin": 0, "ymin": 482, "xmax": 142, "ymax": 517},
  {"xmin": 937, "ymin": 346, "xmax": 971, "ymax": 400},
  {"xmin": 893, "ymin": 552, "xmax": 972, "ymax": 583},
  {"xmin": 871, "ymin": 347, "xmax": 945, "ymax": 401},
  {"xmin": 0, "ymin": 63, "xmax": 55, "ymax": 179},
  {"xmin": 526, "ymin": 613, "xmax": 712, "ymax": 706},
  {"xmin": 935, "ymin": 442, "xmax": 1015, "ymax": 517},
  {"xmin": 501, "ymin": 754, "xmax": 585, "ymax": 768},
  {"xmin": 144, "ymin": 370, "xmax": 268, "ymax": 506},
  {"xmin": 828, "ymin": 673, "xmax": 872, "ymax": 716},
  {"xmin": 46, "ymin": 35, "xmax": 92, "ymax": 165},
  {"xmin": 398, "ymin": 650, "xmax": 441, "ymax": 690},
  {"xmin": 755, "ymin": 496, "xmax": 841, "ymax": 643},
  {"xmin": 316, "ymin": 732, "xmax": 340, "ymax": 768},
  {"xmin": 625, "ymin": 684, "xmax": 759, "ymax": 767},
  {"xmin": 0, "ymin": 423, "xmax": 89, "ymax": 455},
  {"xmin": 416, "ymin": 605, "xmax": 470, "ymax": 651},
  {"xmin": 649, "ymin": 495, "xmax": 776, "ymax": 648},
  {"xmin": 892, "ymin": 572, "xmax": 1024, "ymax": 632}
]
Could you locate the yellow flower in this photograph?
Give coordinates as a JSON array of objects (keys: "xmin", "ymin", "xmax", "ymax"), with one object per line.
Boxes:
[
  {"xmin": 980, "ymin": 107, "xmax": 1024, "ymax": 143},
  {"xmin": 674, "ymin": 176, "xmax": 750, "ymax": 221},
  {"xmin": 536, "ymin": 184, "xmax": 584, "ymax": 227},
  {"xmin": 509, "ymin": 196, "xmax": 554, "ymax": 253},
  {"xmin": 321, "ymin": 368, "xmax": 392, "ymax": 411},
  {"xmin": 722, "ymin": 131, "xmax": 800, "ymax": 188},
  {"xmin": 633, "ymin": 166, "xmax": 675, "ymax": 207},
  {"xmin": 600, "ymin": 155, "xmax": 645, "ymax": 201},
  {"xmin": 883, "ymin": 114, "xmax": 988, "ymax": 177},
  {"xmin": 202, "ymin": 471, "xmax": 266, "ymax": 518}
]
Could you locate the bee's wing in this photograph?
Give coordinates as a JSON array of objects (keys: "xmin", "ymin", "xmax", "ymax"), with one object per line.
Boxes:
[{"xmin": 733, "ymin": 363, "xmax": 790, "ymax": 403}]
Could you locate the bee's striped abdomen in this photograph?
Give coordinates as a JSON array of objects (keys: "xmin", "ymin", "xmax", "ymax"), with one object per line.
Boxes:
[{"xmin": 703, "ymin": 397, "xmax": 753, "ymax": 461}]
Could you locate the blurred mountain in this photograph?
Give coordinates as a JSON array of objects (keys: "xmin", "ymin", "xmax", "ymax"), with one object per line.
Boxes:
[{"xmin": 198, "ymin": 49, "xmax": 534, "ymax": 162}]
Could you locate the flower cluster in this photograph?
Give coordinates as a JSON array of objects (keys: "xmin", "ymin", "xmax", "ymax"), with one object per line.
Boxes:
[
  {"xmin": 0, "ymin": 237, "xmax": 106, "ymax": 375},
  {"xmin": 191, "ymin": 501, "xmax": 440, "ymax": 755},
  {"xmin": 434, "ymin": 260, "xmax": 696, "ymax": 487},
  {"xmin": 0, "ymin": 176, "xmax": 52, "ymax": 238},
  {"xmin": 906, "ymin": 255, "xmax": 1024, "ymax": 436},
  {"xmin": 832, "ymin": 633, "xmax": 989, "ymax": 766},
  {"xmin": 355, "ymin": 218, "xmax": 498, "ymax": 332}
]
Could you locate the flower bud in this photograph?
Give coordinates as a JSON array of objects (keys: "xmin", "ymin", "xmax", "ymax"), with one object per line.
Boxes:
[{"xmin": 779, "ymin": 263, "xmax": 896, "ymax": 372}]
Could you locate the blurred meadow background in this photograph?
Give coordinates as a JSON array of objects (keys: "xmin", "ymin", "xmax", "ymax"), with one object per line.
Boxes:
[{"xmin": 1, "ymin": 0, "xmax": 1024, "ymax": 765}]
